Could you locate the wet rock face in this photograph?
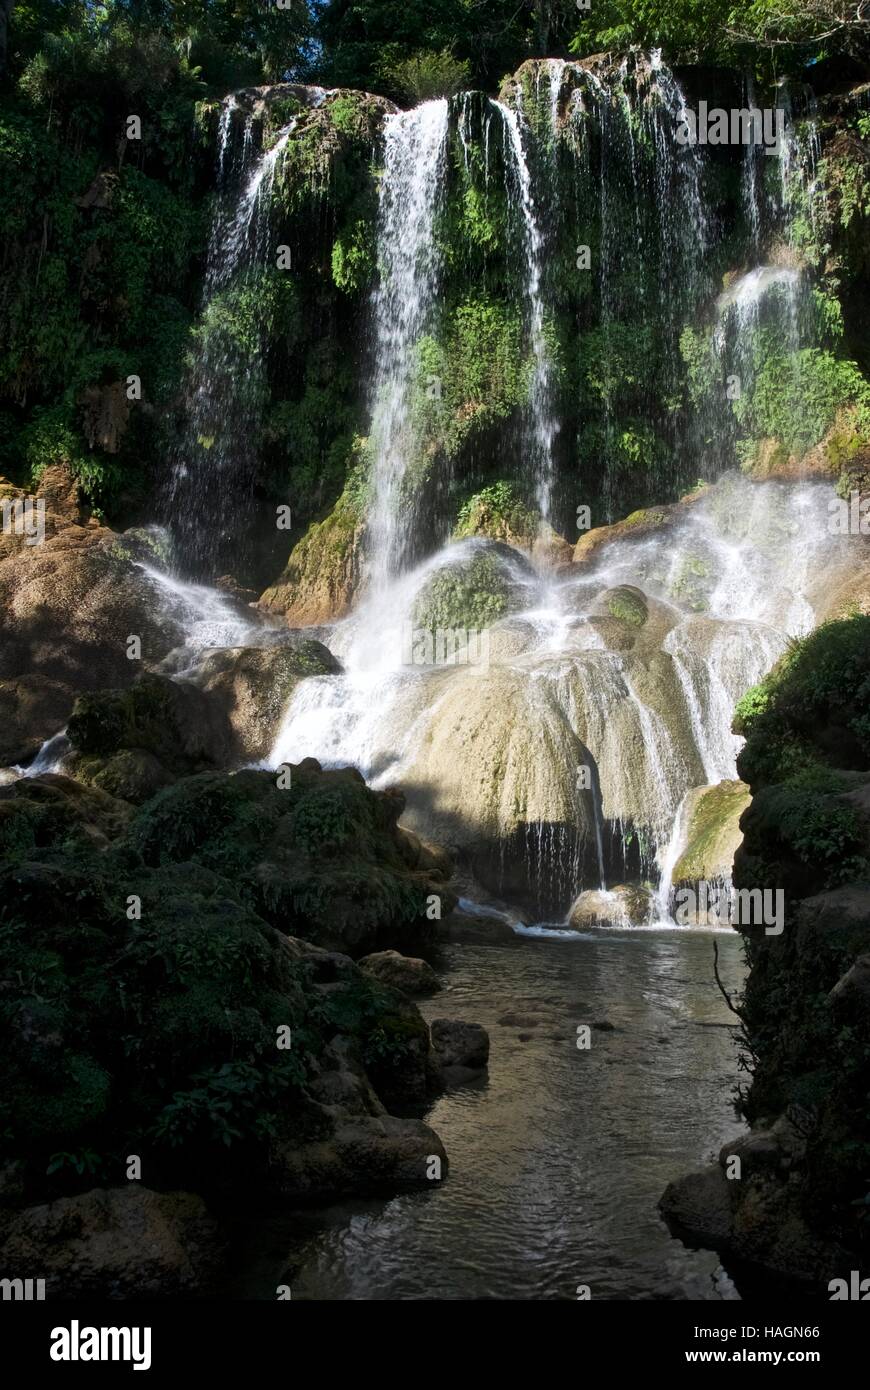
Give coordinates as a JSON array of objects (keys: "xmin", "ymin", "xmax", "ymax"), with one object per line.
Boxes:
[{"xmin": 671, "ymin": 779, "xmax": 750, "ymax": 888}]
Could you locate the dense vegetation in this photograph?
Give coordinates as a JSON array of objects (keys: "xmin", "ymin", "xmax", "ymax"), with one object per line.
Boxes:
[
  {"xmin": 732, "ymin": 618, "xmax": 870, "ymax": 1254},
  {"xmin": 1, "ymin": 2, "xmax": 867, "ymax": 550}
]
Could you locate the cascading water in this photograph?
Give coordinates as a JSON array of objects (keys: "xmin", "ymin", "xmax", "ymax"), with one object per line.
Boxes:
[
  {"xmin": 127, "ymin": 54, "xmax": 852, "ymax": 930},
  {"xmin": 366, "ymin": 101, "xmax": 449, "ymax": 587},
  {"xmin": 164, "ymin": 94, "xmax": 308, "ymax": 578},
  {"xmin": 493, "ymin": 97, "xmax": 559, "ymax": 534}
]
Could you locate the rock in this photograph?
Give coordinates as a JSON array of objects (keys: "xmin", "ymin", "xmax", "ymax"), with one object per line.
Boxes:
[
  {"xmin": 271, "ymin": 1115, "xmax": 447, "ymax": 1198},
  {"xmin": 592, "ymin": 1019, "xmax": 617, "ymax": 1031},
  {"xmin": 259, "ymin": 490, "xmax": 365, "ymax": 625},
  {"xmin": 828, "ymin": 953, "xmax": 870, "ymax": 1019},
  {"xmin": 660, "ymin": 1160, "xmax": 846, "ymax": 1284},
  {"xmin": 358, "ymin": 949, "xmax": 441, "ymax": 996},
  {"xmin": 0, "ymin": 772, "xmax": 133, "ymax": 848},
  {"xmin": 598, "ymin": 584, "xmax": 648, "ymax": 628},
  {"xmin": 0, "ymin": 675, "xmax": 77, "ymax": 766},
  {"xmin": 66, "ymin": 747, "xmax": 176, "ymax": 804},
  {"xmin": 188, "ymin": 640, "xmax": 340, "ymax": 762},
  {"xmin": 65, "ymin": 673, "xmax": 234, "ymax": 794},
  {"xmin": 130, "ymin": 765, "xmax": 455, "ymax": 953},
  {"xmin": 568, "ymin": 884, "xmax": 652, "ymax": 929},
  {"xmin": 430, "ymin": 1019, "xmax": 490, "ymax": 1082},
  {"xmin": 718, "ymin": 1129, "xmax": 784, "ymax": 1177},
  {"xmin": 439, "ymin": 903, "xmax": 518, "ymax": 942},
  {"xmin": 396, "ymin": 663, "xmax": 601, "ymax": 916},
  {"xmin": 0, "ymin": 524, "xmax": 186, "ymax": 708},
  {"xmin": 0, "ymin": 1187, "xmax": 225, "ymax": 1298},
  {"xmin": 672, "ymin": 780, "xmax": 751, "ymax": 887},
  {"xmin": 411, "ymin": 540, "xmax": 536, "ymax": 633},
  {"xmin": 573, "ymin": 505, "xmax": 676, "ymax": 568},
  {"xmin": 659, "ymin": 1166, "xmax": 735, "ymax": 1249}
]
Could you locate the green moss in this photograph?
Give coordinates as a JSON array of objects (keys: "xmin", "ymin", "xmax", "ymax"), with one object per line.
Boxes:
[
  {"xmin": 672, "ymin": 780, "xmax": 750, "ymax": 883},
  {"xmin": 736, "ymin": 617, "xmax": 870, "ymax": 789},
  {"xmin": 605, "ymin": 585, "xmax": 647, "ymax": 627},
  {"xmin": 412, "ymin": 548, "xmax": 523, "ymax": 631}
]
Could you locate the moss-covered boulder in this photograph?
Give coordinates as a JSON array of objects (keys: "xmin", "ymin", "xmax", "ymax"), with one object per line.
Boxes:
[
  {"xmin": 65, "ymin": 673, "xmax": 233, "ymax": 801},
  {"xmin": 129, "ymin": 763, "xmax": 455, "ymax": 951},
  {"xmin": 259, "ymin": 488, "xmax": 366, "ymax": 625},
  {"xmin": 672, "ymin": 780, "xmax": 751, "ymax": 887},
  {"xmin": 573, "ymin": 505, "xmax": 676, "ymax": 569},
  {"xmin": 599, "ymin": 584, "xmax": 648, "ymax": 628},
  {"xmin": 454, "ymin": 483, "xmax": 539, "ymax": 551},
  {"xmin": 411, "ymin": 541, "xmax": 534, "ymax": 633}
]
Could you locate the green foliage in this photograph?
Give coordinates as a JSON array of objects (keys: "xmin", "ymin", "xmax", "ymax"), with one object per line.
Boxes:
[
  {"xmin": 454, "ymin": 481, "xmax": 538, "ymax": 545},
  {"xmin": 736, "ymin": 337, "xmax": 870, "ymax": 454},
  {"xmin": 0, "ymin": 761, "xmax": 440, "ymax": 1197},
  {"xmin": 379, "ymin": 47, "xmax": 471, "ymax": 103},
  {"xmin": 736, "ymin": 616, "xmax": 870, "ymax": 788},
  {"xmin": 331, "ymin": 217, "xmax": 376, "ymax": 293}
]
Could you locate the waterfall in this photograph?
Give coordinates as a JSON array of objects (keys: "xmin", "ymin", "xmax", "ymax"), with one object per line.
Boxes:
[
  {"xmin": 366, "ymin": 100, "xmax": 449, "ymax": 587},
  {"xmin": 164, "ymin": 97, "xmax": 300, "ymax": 578},
  {"xmin": 493, "ymin": 98, "xmax": 559, "ymax": 532},
  {"xmin": 131, "ymin": 57, "xmax": 855, "ymax": 928}
]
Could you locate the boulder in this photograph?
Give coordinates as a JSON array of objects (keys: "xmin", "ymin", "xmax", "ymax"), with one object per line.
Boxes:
[
  {"xmin": 270, "ymin": 1115, "xmax": 447, "ymax": 1198},
  {"xmin": 358, "ymin": 949, "xmax": 441, "ymax": 996},
  {"xmin": 573, "ymin": 505, "xmax": 676, "ymax": 568},
  {"xmin": 430, "ymin": 1018, "xmax": 490, "ymax": 1085},
  {"xmin": 568, "ymin": 884, "xmax": 652, "ymax": 929},
  {"xmin": 439, "ymin": 904, "xmax": 518, "ymax": 942},
  {"xmin": 672, "ymin": 780, "xmax": 751, "ymax": 887},
  {"xmin": 188, "ymin": 639, "xmax": 340, "ymax": 762},
  {"xmin": 65, "ymin": 673, "xmax": 234, "ymax": 800},
  {"xmin": 0, "ymin": 675, "xmax": 77, "ymax": 766},
  {"xmin": 259, "ymin": 491, "xmax": 365, "ymax": 625},
  {"xmin": 0, "ymin": 524, "xmax": 186, "ymax": 710},
  {"xmin": 0, "ymin": 772, "xmax": 133, "ymax": 850},
  {"xmin": 411, "ymin": 540, "xmax": 536, "ymax": 633},
  {"xmin": 0, "ymin": 1187, "xmax": 225, "ymax": 1298}
]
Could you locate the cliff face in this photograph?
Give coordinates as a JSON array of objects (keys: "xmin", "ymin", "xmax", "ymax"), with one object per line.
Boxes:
[
  {"xmin": 661, "ymin": 616, "xmax": 870, "ymax": 1289},
  {"xmin": 3, "ymin": 56, "xmax": 869, "ymax": 595}
]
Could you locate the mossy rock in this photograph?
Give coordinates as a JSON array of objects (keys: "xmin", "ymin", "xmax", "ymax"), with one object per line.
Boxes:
[
  {"xmin": 66, "ymin": 674, "xmax": 232, "ymax": 774},
  {"xmin": 412, "ymin": 543, "xmax": 532, "ymax": 633},
  {"xmin": 602, "ymin": 585, "xmax": 648, "ymax": 628},
  {"xmin": 259, "ymin": 490, "xmax": 366, "ymax": 625},
  {"xmin": 672, "ymin": 780, "xmax": 751, "ymax": 885},
  {"xmin": 68, "ymin": 749, "xmax": 176, "ymax": 805},
  {"xmin": 735, "ymin": 615, "xmax": 870, "ymax": 790}
]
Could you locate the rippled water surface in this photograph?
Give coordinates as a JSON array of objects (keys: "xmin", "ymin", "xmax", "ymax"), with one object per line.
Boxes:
[{"xmin": 232, "ymin": 929, "xmax": 746, "ymax": 1300}]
